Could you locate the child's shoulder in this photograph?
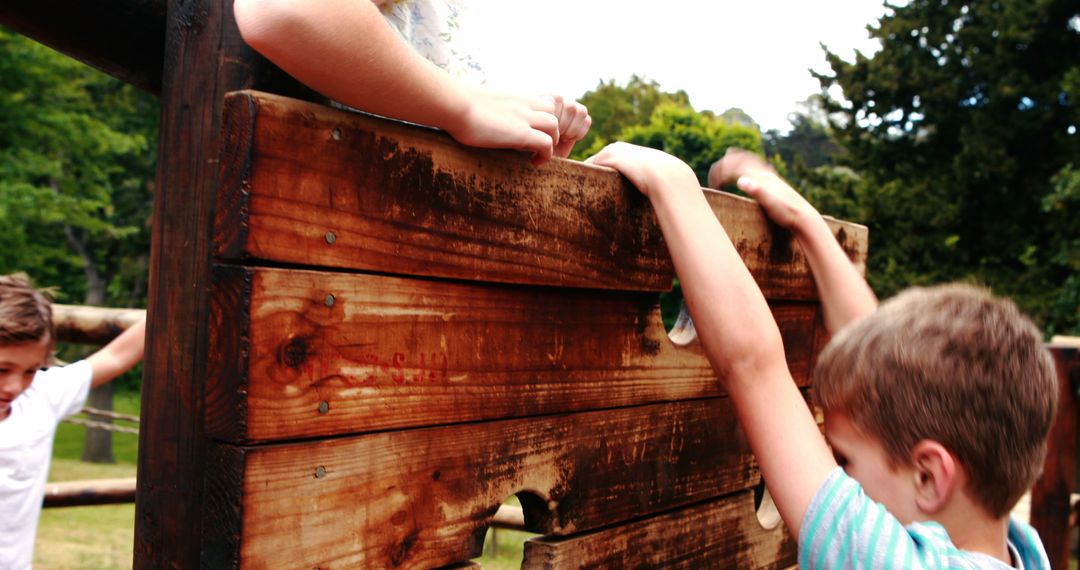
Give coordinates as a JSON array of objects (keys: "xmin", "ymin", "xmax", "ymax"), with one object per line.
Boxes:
[{"xmin": 21, "ymin": 360, "xmax": 94, "ymax": 418}]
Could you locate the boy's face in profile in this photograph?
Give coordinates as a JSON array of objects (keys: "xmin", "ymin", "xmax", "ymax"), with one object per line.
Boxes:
[
  {"xmin": 0, "ymin": 339, "xmax": 49, "ymax": 420},
  {"xmin": 825, "ymin": 410, "xmax": 920, "ymax": 524}
]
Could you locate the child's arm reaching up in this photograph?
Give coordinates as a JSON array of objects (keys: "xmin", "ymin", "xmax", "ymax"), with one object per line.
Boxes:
[
  {"xmin": 709, "ymin": 150, "xmax": 877, "ymax": 333},
  {"xmin": 586, "ymin": 143, "xmax": 836, "ymax": 540},
  {"xmin": 86, "ymin": 316, "xmax": 146, "ymax": 387},
  {"xmin": 233, "ymin": 0, "xmax": 588, "ymax": 164}
]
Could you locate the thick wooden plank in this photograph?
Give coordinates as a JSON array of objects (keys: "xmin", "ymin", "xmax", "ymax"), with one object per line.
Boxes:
[
  {"xmin": 1030, "ymin": 345, "xmax": 1079, "ymax": 570},
  {"xmin": 133, "ymin": 2, "xmax": 313, "ymax": 568},
  {"xmin": 522, "ymin": 491, "xmax": 796, "ymax": 569},
  {"xmin": 215, "ymin": 90, "xmax": 868, "ymax": 297},
  {"xmin": 204, "ymin": 399, "xmax": 756, "ymax": 569},
  {"xmin": 205, "ymin": 266, "xmax": 820, "ymax": 443}
]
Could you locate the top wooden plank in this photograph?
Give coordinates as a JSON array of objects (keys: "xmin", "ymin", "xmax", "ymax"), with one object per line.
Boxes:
[{"xmin": 215, "ymin": 90, "xmax": 868, "ymax": 297}]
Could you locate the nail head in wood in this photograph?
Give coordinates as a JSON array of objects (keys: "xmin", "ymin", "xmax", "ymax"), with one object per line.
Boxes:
[
  {"xmin": 318, "ymin": 401, "xmax": 330, "ymax": 414},
  {"xmin": 324, "ymin": 231, "xmax": 336, "ymax": 245},
  {"xmin": 324, "ymin": 294, "xmax": 335, "ymax": 308},
  {"xmin": 315, "ymin": 466, "xmax": 326, "ymax": 479},
  {"xmin": 331, "ymin": 127, "xmax": 341, "ymax": 140}
]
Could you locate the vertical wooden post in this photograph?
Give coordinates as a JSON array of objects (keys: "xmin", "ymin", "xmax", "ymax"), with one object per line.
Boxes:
[
  {"xmin": 1030, "ymin": 345, "xmax": 1079, "ymax": 570},
  {"xmin": 133, "ymin": 2, "xmax": 311, "ymax": 566}
]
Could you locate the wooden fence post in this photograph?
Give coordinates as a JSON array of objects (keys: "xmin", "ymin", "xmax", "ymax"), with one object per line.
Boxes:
[
  {"xmin": 132, "ymin": 2, "xmax": 311, "ymax": 566},
  {"xmin": 1030, "ymin": 344, "xmax": 1080, "ymax": 570}
]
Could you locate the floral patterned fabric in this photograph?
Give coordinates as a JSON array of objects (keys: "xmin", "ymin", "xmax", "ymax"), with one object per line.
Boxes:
[{"xmin": 376, "ymin": 0, "xmax": 484, "ymax": 81}]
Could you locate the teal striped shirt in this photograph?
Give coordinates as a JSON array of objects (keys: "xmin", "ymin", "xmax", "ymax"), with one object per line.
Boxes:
[{"xmin": 799, "ymin": 467, "xmax": 1049, "ymax": 569}]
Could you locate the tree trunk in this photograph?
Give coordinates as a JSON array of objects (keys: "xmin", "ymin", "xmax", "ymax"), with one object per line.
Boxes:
[{"xmin": 66, "ymin": 224, "xmax": 115, "ymax": 464}]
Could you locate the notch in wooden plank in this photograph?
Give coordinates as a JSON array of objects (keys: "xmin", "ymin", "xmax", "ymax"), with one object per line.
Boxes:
[
  {"xmin": 201, "ymin": 399, "xmax": 757, "ymax": 569},
  {"xmin": 522, "ymin": 490, "xmax": 797, "ymax": 569}
]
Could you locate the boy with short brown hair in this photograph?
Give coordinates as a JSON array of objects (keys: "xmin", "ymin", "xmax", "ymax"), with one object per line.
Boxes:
[
  {"xmin": 0, "ymin": 273, "xmax": 147, "ymax": 570},
  {"xmin": 586, "ymin": 144, "xmax": 1055, "ymax": 568}
]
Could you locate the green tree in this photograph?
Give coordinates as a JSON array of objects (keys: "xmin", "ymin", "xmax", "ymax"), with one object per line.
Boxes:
[
  {"xmin": 571, "ymin": 75, "xmax": 692, "ymax": 160},
  {"xmin": 0, "ymin": 28, "xmax": 158, "ymax": 460},
  {"xmin": 622, "ymin": 104, "xmax": 763, "ymax": 186},
  {"xmin": 764, "ymin": 96, "xmax": 842, "ymax": 184},
  {"xmin": 816, "ymin": 0, "xmax": 1080, "ymax": 334}
]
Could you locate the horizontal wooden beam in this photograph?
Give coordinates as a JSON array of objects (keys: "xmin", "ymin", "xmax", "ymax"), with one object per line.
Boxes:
[
  {"xmin": 0, "ymin": 0, "xmax": 165, "ymax": 93},
  {"xmin": 43, "ymin": 477, "xmax": 137, "ymax": 508},
  {"xmin": 522, "ymin": 491, "xmax": 796, "ymax": 568},
  {"xmin": 52, "ymin": 304, "xmax": 145, "ymax": 345},
  {"xmin": 216, "ymin": 90, "xmax": 868, "ymax": 296},
  {"xmin": 205, "ymin": 266, "xmax": 821, "ymax": 443},
  {"xmin": 201, "ymin": 398, "xmax": 758, "ymax": 569}
]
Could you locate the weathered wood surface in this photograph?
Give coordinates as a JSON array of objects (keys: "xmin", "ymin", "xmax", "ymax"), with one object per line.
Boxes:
[
  {"xmin": 215, "ymin": 90, "xmax": 868, "ymax": 297},
  {"xmin": 1030, "ymin": 345, "xmax": 1079, "ymax": 570},
  {"xmin": 522, "ymin": 491, "xmax": 796, "ymax": 569},
  {"xmin": 0, "ymin": 0, "xmax": 165, "ymax": 93},
  {"xmin": 134, "ymin": 2, "xmax": 312, "ymax": 568},
  {"xmin": 202, "ymin": 399, "xmax": 757, "ymax": 569},
  {"xmin": 43, "ymin": 477, "xmax": 137, "ymax": 508},
  {"xmin": 205, "ymin": 265, "xmax": 821, "ymax": 443},
  {"xmin": 52, "ymin": 305, "xmax": 145, "ymax": 346}
]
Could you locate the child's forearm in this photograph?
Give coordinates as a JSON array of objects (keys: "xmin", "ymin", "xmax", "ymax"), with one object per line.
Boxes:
[
  {"xmin": 649, "ymin": 182, "xmax": 835, "ymax": 539},
  {"xmin": 792, "ymin": 214, "xmax": 878, "ymax": 334},
  {"xmin": 87, "ymin": 318, "xmax": 146, "ymax": 387},
  {"xmin": 649, "ymin": 180, "xmax": 785, "ymax": 382},
  {"xmin": 233, "ymin": 0, "xmax": 470, "ymax": 133}
]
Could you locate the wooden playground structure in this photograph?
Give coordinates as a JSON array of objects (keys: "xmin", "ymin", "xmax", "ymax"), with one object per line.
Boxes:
[{"xmin": 5, "ymin": 1, "xmax": 1080, "ymax": 568}]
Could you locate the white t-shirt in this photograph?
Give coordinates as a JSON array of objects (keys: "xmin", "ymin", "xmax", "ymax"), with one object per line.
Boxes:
[{"xmin": 0, "ymin": 360, "xmax": 92, "ymax": 570}]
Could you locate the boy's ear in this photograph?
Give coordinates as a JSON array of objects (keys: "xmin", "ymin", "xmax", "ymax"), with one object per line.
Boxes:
[{"xmin": 911, "ymin": 439, "xmax": 958, "ymax": 514}]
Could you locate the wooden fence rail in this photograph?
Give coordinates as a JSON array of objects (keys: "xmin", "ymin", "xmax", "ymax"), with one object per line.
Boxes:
[{"xmin": 52, "ymin": 304, "xmax": 145, "ymax": 345}]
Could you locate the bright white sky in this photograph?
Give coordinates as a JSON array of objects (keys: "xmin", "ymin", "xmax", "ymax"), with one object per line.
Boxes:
[{"xmin": 468, "ymin": 1, "xmax": 894, "ymax": 132}]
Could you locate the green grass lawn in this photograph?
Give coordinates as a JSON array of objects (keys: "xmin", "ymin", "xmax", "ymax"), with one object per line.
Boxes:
[
  {"xmin": 473, "ymin": 527, "xmax": 536, "ymax": 569},
  {"xmin": 34, "ymin": 390, "xmax": 140, "ymax": 570}
]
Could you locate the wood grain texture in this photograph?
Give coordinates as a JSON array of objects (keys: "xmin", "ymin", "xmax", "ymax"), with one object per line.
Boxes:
[
  {"xmin": 134, "ymin": 2, "xmax": 313, "ymax": 568},
  {"xmin": 522, "ymin": 491, "xmax": 796, "ymax": 569},
  {"xmin": 1030, "ymin": 345, "xmax": 1080, "ymax": 570},
  {"xmin": 205, "ymin": 265, "xmax": 821, "ymax": 443},
  {"xmin": 215, "ymin": 90, "xmax": 868, "ymax": 297},
  {"xmin": 204, "ymin": 399, "xmax": 757, "ymax": 569}
]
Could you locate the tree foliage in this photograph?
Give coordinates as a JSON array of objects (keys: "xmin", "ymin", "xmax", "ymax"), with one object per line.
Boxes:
[
  {"xmin": 622, "ymin": 104, "xmax": 763, "ymax": 185},
  {"xmin": 0, "ymin": 28, "xmax": 157, "ymax": 309},
  {"xmin": 574, "ymin": 76, "xmax": 763, "ymax": 186},
  {"xmin": 571, "ymin": 75, "xmax": 693, "ymax": 160},
  {"xmin": 816, "ymin": 0, "xmax": 1080, "ymax": 334}
]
